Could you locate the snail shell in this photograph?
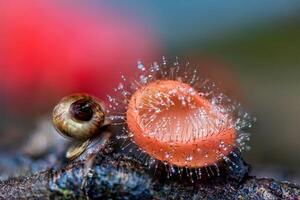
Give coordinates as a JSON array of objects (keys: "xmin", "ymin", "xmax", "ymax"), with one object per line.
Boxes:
[{"xmin": 52, "ymin": 93, "xmax": 106, "ymax": 141}]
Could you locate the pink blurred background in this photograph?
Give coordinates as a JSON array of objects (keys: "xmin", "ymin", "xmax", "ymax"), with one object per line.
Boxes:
[{"xmin": 0, "ymin": 0, "xmax": 159, "ymax": 116}]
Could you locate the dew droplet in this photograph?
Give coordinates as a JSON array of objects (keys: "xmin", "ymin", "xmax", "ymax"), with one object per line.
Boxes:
[
  {"xmin": 137, "ymin": 61, "xmax": 145, "ymax": 71},
  {"xmin": 117, "ymin": 83, "xmax": 124, "ymax": 90},
  {"xmin": 165, "ymin": 152, "xmax": 171, "ymax": 159},
  {"xmin": 186, "ymin": 155, "xmax": 193, "ymax": 162},
  {"xmin": 139, "ymin": 75, "xmax": 148, "ymax": 84}
]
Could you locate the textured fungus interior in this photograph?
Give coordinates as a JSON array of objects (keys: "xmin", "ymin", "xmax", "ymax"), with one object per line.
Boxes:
[{"xmin": 127, "ymin": 80, "xmax": 236, "ymax": 167}]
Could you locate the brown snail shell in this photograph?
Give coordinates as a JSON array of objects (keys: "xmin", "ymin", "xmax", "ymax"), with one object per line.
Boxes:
[{"xmin": 52, "ymin": 93, "xmax": 106, "ymax": 141}]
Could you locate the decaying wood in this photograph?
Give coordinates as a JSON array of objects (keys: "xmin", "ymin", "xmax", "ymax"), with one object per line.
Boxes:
[{"xmin": 0, "ymin": 137, "xmax": 299, "ymax": 200}]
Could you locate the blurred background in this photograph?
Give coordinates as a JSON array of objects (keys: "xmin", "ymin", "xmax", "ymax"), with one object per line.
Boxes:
[{"xmin": 0, "ymin": 0, "xmax": 299, "ymax": 182}]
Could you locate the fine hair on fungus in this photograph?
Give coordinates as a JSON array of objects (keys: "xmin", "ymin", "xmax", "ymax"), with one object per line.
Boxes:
[{"xmin": 107, "ymin": 58, "xmax": 253, "ymax": 180}]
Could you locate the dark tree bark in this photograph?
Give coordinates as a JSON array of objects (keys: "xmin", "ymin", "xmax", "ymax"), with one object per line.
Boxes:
[{"xmin": 0, "ymin": 138, "xmax": 299, "ymax": 200}]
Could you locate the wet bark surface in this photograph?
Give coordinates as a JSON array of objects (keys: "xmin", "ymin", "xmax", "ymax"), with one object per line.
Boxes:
[
  {"xmin": 0, "ymin": 130, "xmax": 299, "ymax": 200},
  {"xmin": 0, "ymin": 152, "xmax": 299, "ymax": 199}
]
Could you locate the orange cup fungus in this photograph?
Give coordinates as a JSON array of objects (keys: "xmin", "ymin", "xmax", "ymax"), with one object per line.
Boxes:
[{"xmin": 127, "ymin": 80, "xmax": 236, "ymax": 168}]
